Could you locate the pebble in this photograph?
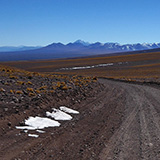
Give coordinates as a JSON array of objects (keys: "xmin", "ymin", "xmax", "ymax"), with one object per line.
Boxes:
[
  {"xmin": 12, "ymin": 96, "xmax": 19, "ymax": 103},
  {"xmin": 8, "ymin": 122, "xmax": 11, "ymax": 126},
  {"xmin": 4, "ymin": 108, "xmax": 8, "ymax": 112},
  {"xmin": 149, "ymin": 143, "xmax": 153, "ymax": 147}
]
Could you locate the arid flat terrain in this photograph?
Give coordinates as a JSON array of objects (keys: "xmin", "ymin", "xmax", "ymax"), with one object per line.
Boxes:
[
  {"xmin": 2, "ymin": 51, "xmax": 160, "ymax": 82},
  {"xmin": 1, "ymin": 51, "xmax": 160, "ymax": 159}
]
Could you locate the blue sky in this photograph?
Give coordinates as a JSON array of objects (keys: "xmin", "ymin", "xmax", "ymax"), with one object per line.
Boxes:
[{"xmin": 0, "ymin": 0, "xmax": 160, "ymax": 46}]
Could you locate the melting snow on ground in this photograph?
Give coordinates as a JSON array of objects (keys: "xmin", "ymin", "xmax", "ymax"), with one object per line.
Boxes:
[
  {"xmin": 46, "ymin": 109, "xmax": 72, "ymax": 120},
  {"xmin": 16, "ymin": 116, "xmax": 60, "ymax": 131},
  {"xmin": 16, "ymin": 106, "xmax": 79, "ymax": 138},
  {"xmin": 36, "ymin": 130, "xmax": 46, "ymax": 133},
  {"xmin": 59, "ymin": 63, "xmax": 114, "ymax": 70},
  {"xmin": 25, "ymin": 116, "xmax": 60, "ymax": 129},
  {"xmin": 16, "ymin": 126, "xmax": 36, "ymax": 130},
  {"xmin": 28, "ymin": 134, "xmax": 39, "ymax": 138},
  {"xmin": 60, "ymin": 106, "xmax": 79, "ymax": 114}
]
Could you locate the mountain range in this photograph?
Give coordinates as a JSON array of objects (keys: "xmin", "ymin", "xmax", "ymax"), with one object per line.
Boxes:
[{"xmin": 0, "ymin": 40, "xmax": 160, "ymax": 61}]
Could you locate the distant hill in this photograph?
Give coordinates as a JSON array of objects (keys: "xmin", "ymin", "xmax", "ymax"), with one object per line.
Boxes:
[
  {"xmin": 0, "ymin": 40, "xmax": 160, "ymax": 61},
  {"xmin": 0, "ymin": 46, "xmax": 41, "ymax": 52}
]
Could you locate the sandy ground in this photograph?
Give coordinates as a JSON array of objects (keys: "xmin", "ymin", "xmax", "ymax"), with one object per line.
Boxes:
[{"xmin": 0, "ymin": 79, "xmax": 160, "ymax": 160}]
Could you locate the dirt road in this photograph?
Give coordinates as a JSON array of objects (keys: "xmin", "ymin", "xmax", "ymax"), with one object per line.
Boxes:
[
  {"xmin": 0, "ymin": 79, "xmax": 160, "ymax": 160},
  {"xmin": 99, "ymin": 79, "xmax": 160, "ymax": 160}
]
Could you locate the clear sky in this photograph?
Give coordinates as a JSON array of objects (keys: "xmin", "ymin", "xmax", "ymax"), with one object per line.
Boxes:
[{"xmin": 0, "ymin": 0, "xmax": 160, "ymax": 46}]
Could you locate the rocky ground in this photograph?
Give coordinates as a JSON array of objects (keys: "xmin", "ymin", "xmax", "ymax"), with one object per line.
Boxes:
[
  {"xmin": 0, "ymin": 65, "xmax": 104, "ymax": 159},
  {"xmin": 0, "ymin": 65, "xmax": 100, "ymax": 118},
  {"xmin": 1, "ymin": 65, "xmax": 160, "ymax": 160}
]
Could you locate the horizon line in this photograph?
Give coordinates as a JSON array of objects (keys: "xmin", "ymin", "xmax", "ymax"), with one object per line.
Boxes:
[{"xmin": 0, "ymin": 40, "xmax": 160, "ymax": 47}]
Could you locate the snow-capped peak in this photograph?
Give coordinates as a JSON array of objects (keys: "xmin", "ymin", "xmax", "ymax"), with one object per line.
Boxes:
[{"xmin": 74, "ymin": 40, "xmax": 90, "ymax": 46}]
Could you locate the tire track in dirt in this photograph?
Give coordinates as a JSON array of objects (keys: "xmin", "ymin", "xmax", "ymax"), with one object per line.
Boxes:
[
  {"xmin": 140, "ymin": 91, "xmax": 160, "ymax": 160},
  {"xmin": 99, "ymin": 79, "xmax": 160, "ymax": 160},
  {"xmin": 99, "ymin": 84, "xmax": 141, "ymax": 160}
]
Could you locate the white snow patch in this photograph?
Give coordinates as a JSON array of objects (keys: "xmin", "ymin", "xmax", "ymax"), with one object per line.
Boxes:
[
  {"xmin": 36, "ymin": 130, "xmax": 45, "ymax": 133},
  {"xmin": 60, "ymin": 106, "xmax": 79, "ymax": 114},
  {"xmin": 96, "ymin": 63, "xmax": 113, "ymax": 67},
  {"xmin": 126, "ymin": 46, "xmax": 130, "ymax": 50},
  {"xmin": 46, "ymin": 109, "xmax": 72, "ymax": 120},
  {"xmin": 16, "ymin": 116, "xmax": 60, "ymax": 131},
  {"xmin": 28, "ymin": 134, "xmax": 39, "ymax": 138},
  {"xmin": 16, "ymin": 126, "xmax": 36, "ymax": 130},
  {"xmin": 25, "ymin": 116, "xmax": 60, "ymax": 129},
  {"xmin": 16, "ymin": 107, "xmax": 80, "ymax": 136},
  {"xmin": 24, "ymin": 130, "xmax": 28, "ymax": 133},
  {"xmin": 59, "ymin": 63, "xmax": 114, "ymax": 71}
]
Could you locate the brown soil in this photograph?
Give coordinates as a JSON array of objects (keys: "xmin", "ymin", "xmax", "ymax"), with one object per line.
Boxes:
[
  {"xmin": 1, "ymin": 51, "xmax": 160, "ymax": 160},
  {"xmin": 2, "ymin": 51, "xmax": 160, "ymax": 83},
  {"xmin": 1, "ymin": 78, "xmax": 160, "ymax": 160}
]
